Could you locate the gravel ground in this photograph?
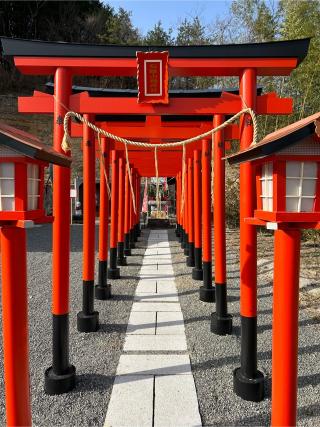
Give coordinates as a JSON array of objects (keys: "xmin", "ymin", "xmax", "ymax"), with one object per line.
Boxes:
[
  {"xmin": 168, "ymin": 228, "xmax": 320, "ymax": 427},
  {"xmin": 0, "ymin": 224, "xmax": 149, "ymax": 426}
]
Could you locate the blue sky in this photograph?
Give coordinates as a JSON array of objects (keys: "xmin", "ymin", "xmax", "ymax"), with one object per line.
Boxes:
[{"xmin": 105, "ymin": 1, "xmax": 231, "ymax": 37}]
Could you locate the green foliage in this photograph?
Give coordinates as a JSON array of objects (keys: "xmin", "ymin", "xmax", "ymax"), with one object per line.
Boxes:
[{"xmin": 144, "ymin": 21, "xmax": 174, "ymax": 46}]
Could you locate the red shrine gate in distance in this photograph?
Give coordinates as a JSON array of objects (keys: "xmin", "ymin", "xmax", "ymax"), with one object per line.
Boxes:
[{"xmin": 1, "ymin": 37, "xmax": 310, "ymax": 406}]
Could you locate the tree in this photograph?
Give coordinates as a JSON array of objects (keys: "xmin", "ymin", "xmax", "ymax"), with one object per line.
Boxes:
[
  {"xmin": 144, "ymin": 21, "xmax": 174, "ymax": 46},
  {"xmin": 175, "ymin": 17, "xmax": 208, "ymax": 45},
  {"xmin": 99, "ymin": 7, "xmax": 141, "ymax": 44}
]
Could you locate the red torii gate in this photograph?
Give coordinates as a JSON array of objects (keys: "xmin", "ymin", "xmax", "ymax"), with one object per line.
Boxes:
[{"xmin": 1, "ymin": 36, "xmax": 310, "ymax": 403}]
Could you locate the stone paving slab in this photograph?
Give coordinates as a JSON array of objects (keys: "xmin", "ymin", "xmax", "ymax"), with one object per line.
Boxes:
[
  {"xmin": 156, "ymin": 311, "xmax": 185, "ymax": 335},
  {"xmin": 104, "ymin": 375, "xmax": 154, "ymax": 427},
  {"xmin": 131, "ymin": 302, "xmax": 182, "ymax": 312},
  {"xmin": 154, "ymin": 375, "xmax": 202, "ymax": 427},
  {"xmin": 116, "ymin": 354, "xmax": 192, "ymax": 375},
  {"xmin": 135, "ymin": 280, "xmax": 157, "ymax": 293},
  {"xmin": 123, "ymin": 335, "xmax": 187, "ymax": 352},
  {"xmin": 126, "ymin": 311, "xmax": 156, "ymax": 335}
]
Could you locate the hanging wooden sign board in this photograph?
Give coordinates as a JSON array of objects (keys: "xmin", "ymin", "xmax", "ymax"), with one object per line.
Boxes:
[{"xmin": 136, "ymin": 51, "xmax": 169, "ymax": 104}]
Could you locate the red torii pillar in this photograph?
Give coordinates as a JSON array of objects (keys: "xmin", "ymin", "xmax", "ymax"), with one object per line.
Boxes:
[
  {"xmin": 211, "ymin": 114, "xmax": 232, "ymax": 335},
  {"xmin": 44, "ymin": 67, "xmax": 75, "ymax": 394},
  {"xmin": 175, "ymin": 172, "xmax": 181, "ymax": 239},
  {"xmin": 117, "ymin": 156, "xmax": 127, "ymax": 266},
  {"xmin": 129, "ymin": 167, "xmax": 136, "ymax": 249},
  {"xmin": 108, "ymin": 150, "xmax": 120, "ymax": 279},
  {"xmin": 124, "ymin": 167, "xmax": 131, "ymax": 256},
  {"xmin": 233, "ymin": 69, "xmax": 264, "ymax": 401},
  {"xmin": 183, "ymin": 165, "xmax": 189, "ymax": 255},
  {"xmin": 192, "ymin": 149, "xmax": 203, "ymax": 280},
  {"xmin": 187, "ymin": 157, "xmax": 195, "ymax": 267},
  {"xmin": 95, "ymin": 136, "xmax": 112, "ymax": 300},
  {"xmin": 135, "ymin": 175, "xmax": 141, "ymax": 238},
  {"xmin": 200, "ymin": 138, "xmax": 215, "ymax": 302},
  {"xmin": 77, "ymin": 115, "xmax": 99, "ymax": 332}
]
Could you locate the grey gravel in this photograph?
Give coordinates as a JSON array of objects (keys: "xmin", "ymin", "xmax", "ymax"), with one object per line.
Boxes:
[
  {"xmin": 0, "ymin": 224, "xmax": 149, "ymax": 427},
  {"xmin": 168, "ymin": 228, "xmax": 320, "ymax": 427}
]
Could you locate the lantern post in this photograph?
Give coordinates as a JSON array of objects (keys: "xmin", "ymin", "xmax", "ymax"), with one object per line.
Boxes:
[
  {"xmin": 1, "ymin": 226, "xmax": 31, "ymax": 427},
  {"xmin": 271, "ymin": 227, "xmax": 300, "ymax": 427},
  {"xmin": 45, "ymin": 67, "xmax": 76, "ymax": 394},
  {"xmin": 192, "ymin": 149, "xmax": 203, "ymax": 280},
  {"xmin": 211, "ymin": 114, "xmax": 232, "ymax": 334},
  {"xmin": 187, "ymin": 157, "xmax": 195, "ymax": 266},
  {"xmin": 108, "ymin": 150, "xmax": 120, "ymax": 279},
  {"xmin": 117, "ymin": 156, "xmax": 127, "ymax": 266},
  {"xmin": 233, "ymin": 68, "xmax": 264, "ymax": 401},
  {"xmin": 95, "ymin": 136, "xmax": 112, "ymax": 299},
  {"xmin": 77, "ymin": 115, "xmax": 99, "ymax": 332},
  {"xmin": 200, "ymin": 139, "xmax": 215, "ymax": 302}
]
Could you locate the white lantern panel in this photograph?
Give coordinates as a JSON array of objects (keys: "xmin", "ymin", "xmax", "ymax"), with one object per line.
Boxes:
[
  {"xmin": 0, "ymin": 163, "xmax": 15, "ymax": 211},
  {"xmin": 28, "ymin": 196, "xmax": 39, "ymax": 210},
  {"xmin": 286, "ymin": 161, "xmax": 301, "ymax": 177},
  {"xmin": 286, "ymin": 179, "xmax": 300, "ymax": 197},
  {"xmin": 303, "ymin": 162, "xmax": 317, "ymax": 178},
  {"xmin": 302, "ymin": 179, "xmax": 317, "ymax": 197},
  {"xmin": 1, "ymin": 197, "xmax": 14, "ymax": 211},
  {"xmin": 301, "ymin": 198, "xmax": 314, "ymax": 212},
  {"xmin": 286, "ymin": 197, "xmax": 299, "ymax": 212},
  {"xmin": 262, "ymin": 197, "xmax": 273, "ymax": 211},
  {"xmin": 1, "ymin": 179, "xmax": 14, "ymax": 196},
  {"xmin": 0, "ymin": 163, "xmax": 14, "ymax": 178},
  {"xmin": 27, "ymin": 164, "xmax": 40, "ymax": 211}
]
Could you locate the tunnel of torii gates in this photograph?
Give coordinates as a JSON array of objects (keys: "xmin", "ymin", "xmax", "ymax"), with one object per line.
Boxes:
[{"xmin": 1, "ymin": 36, "xmax": 310, "ymax": 402}]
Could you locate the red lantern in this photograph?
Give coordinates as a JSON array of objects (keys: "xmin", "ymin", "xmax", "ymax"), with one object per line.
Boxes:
[
  {"xmin": 0, "ymin": 123, "xmax": 70, "ymax": 226},
  {"xmin": 227, "ymin": 111, "xmax": 320, "ymax": 427},
  {"xmin": 0, "ymin": 122, "xmax": 71, "ymax": 427}
]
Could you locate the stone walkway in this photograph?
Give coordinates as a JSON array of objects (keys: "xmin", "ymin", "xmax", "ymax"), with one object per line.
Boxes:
[{"xmin": 104, "ymin": 229, "xmax": 202, "ymax": 427}]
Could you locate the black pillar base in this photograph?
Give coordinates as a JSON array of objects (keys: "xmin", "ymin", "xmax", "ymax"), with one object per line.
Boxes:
[
  {"xmin": 95, "ymin": 284, "xmax": 112, "ymax": 300},
  {"xmin": 130, "ymin": 229, "xmax": 136, "ymax": 248},
  {"xmin": 124, "ymin": 248, "xmax": 131, "ymax": 256},
  {"xmin": 44, "ymin": 364, "xmax": 76, "ymax": 395},
  {"xmin": 95, "ymin": 260, "xmax": 112, "ymax": 300},
  {"xmin": 233, "ymin": 367, "xmax": 265, "ymax": 402},
  {"xmin": 77, "ymin": 280, "xmax": 99, "ymax": 332},
  {"xmin": 192, "ymin": 247, "xmax": 203, "ymax": 280},
  {"xmin": 77, "ymin": 310, "xmax": 99, "ymax": 332},
  {"xmin": 117, "ymin": 242, "xmax": 127, "ymax": 266},
  {"xmin": 184, "ymin": 234, "xmax": 189, "ymax": 256},
  {"xmin": 187, "ymin": 242, "xmax": 195, "ymax": 267},
  {"xmin": 234, "ymin": 315, "xmax": 265, "ymax": 402},
  {"xmin": 108, "ymin": 247, "xmax": 120, "ymax": 279},
  {"xmin": 199, "ymin": 286, "xmax": 215, "ymax": 302},
  {"xmin": 45, "ymin": 314, "xmax": 76, "ymax": 395},
  {"xmin": 211, "ymin": 313, "xmax": 233, "ymax": 335},
  {"xmin": 200, "ymin": 261, "xmax": 214, "ymax": 302},
  {"xmin": 124, "ymin": 233, "xmax": 131, "ymax": 256},
  {"xmin": 192, "ymin": 268, "xmax": 203, "ymax": 280},
  {"xmin": 179, "ymin": 228, "xmax": 183, "ymax": 244},
  {"xmin": 108, "ymin": 268, "xmax": 120, "ymax": 279}
]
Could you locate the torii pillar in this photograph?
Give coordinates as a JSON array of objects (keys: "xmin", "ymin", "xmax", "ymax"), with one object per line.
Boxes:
[
  {"xmin": 44, "ymin": 67, "xmax": 75, "ymax": 394},
  {"xmin": 233, "ymin": 69, "xmax": 264, "ymax": 401}
]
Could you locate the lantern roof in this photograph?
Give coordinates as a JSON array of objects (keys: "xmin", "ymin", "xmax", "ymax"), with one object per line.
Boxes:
[
  {"xmin": 227, "ymin": 111, "xmax": 320, "ymax": 165},
  {"xmin": 0, "ymin": 122, "xmax": 71, "ymax": 167},
  {"xmin": 0, "ymin": 37, "xmax": 310, "ymax": 63}
]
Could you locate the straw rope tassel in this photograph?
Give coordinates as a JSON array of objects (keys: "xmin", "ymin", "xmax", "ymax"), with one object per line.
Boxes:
[{"xmin": 97, "ymin": 133, "xmax": 111, "ymax": 200}]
